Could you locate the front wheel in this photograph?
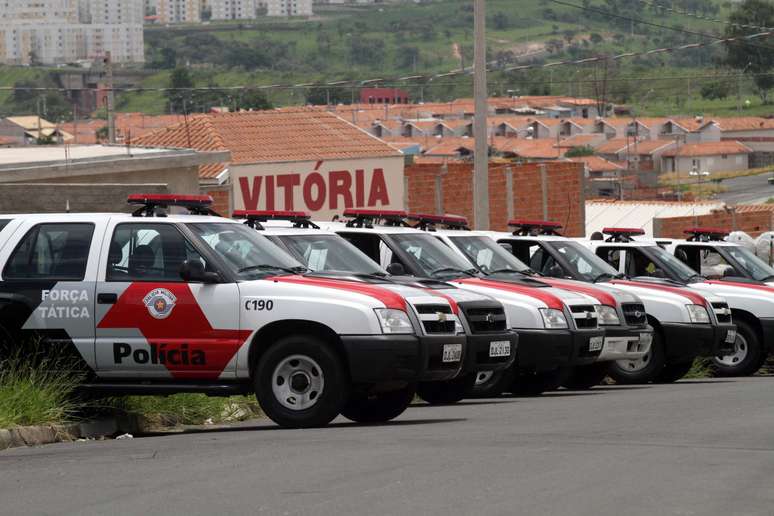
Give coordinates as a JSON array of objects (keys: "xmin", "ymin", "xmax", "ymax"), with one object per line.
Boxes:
[
  {"xmin": 656, "ymin": 360, "xmax": 694, "ymax": 383},
  {"xmin": 255, "ymin": 335, "xmax": 348, "ymax": 429},
  {"xmin": 713, "ymin": 320, "xmax": 766, "ymax": 377},
  {"xmin": 416, "ymin": 374, "xmax": 476, "ymax": 405},
  {"xmin": 562, "ymin": 363, "xmax": 610, "ymax": 390},
  {"xmin": 609, "ymin": 330, "xmax": 666, "ymax": 384},
  {"xmin": 341, "ymin": 384, "xmax": 415, "ymax": 423}
]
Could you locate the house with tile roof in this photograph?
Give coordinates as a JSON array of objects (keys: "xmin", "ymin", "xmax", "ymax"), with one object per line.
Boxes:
[
  {"xmin": 133, "ymin": 108, "xmax": 405, "ymax": 219},
  {"xmin": 0, "ymin": 116, "xmax": 73, "ymax": 145},
  {"xmin": 661, "ymin": 140, "xmax": 752, "ymax": 174}
]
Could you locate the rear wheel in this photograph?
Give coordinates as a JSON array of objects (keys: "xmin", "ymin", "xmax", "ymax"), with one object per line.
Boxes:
[
  {"xmin": 609, "ymin": 330, "xmax": 666, "ymax": 384},
  {"xmin": 255, "ymin": 335, "xmax": 348, "ymax": 429},
  {"xmin": 341, "ymin": 384, "xmax": 415, "ymax": 423},
  {"xmin": 562, "ymin": 363, "xmax": 610, "ymax": 390},
  {"xmin": 713, "ymin": 320, "xmax": 766, "ymax": 377},
  {"xmin": 656, "ymin": 360, "xmax": 694, "ymax": 383},
  {"xmin": 416, "ymin": 374, "xmax": 476, "ymax": 405}
]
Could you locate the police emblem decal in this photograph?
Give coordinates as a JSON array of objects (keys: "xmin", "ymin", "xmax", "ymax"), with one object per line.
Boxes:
[{"xmin": 143, "ymin": 288, "xmax": 177, "ymax": 319}]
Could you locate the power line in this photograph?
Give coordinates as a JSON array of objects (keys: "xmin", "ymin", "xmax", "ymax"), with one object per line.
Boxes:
[
  {"xmin": 546, "ymin": 0, "xmax": 774, "ymax": 52},
  {"xmin": 632, "ymin": 0, "xmax": 773, "ymax": 32}
]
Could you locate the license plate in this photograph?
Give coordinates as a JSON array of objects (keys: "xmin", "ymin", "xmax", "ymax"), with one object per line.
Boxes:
[
  {"xmin": 725, "ymin": 329, "xmax": 737, "ymax": 344},
  {"xmin": 489, "ymin": 340, "xmax": 511, "ymax": 358},
  {"xmin": 588, "ymin": 336, "xmax": 604, "ymax": 352},
  {"xmin": 442, "ymin": 344, "xmax": 463, "ymax": 363}
]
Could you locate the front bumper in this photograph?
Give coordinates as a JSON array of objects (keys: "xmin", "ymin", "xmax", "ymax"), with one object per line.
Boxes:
[
  {"xmin": 340, "ymin": 333, "xmax": 466, "ymax": 384},
  {"xmin": 597, "ymin": 325, "xmax": 653, "ymax": 362},
  {"xmin": 515, "ymin": 328, "xmax": 605, "ymax": 373},
  {"xmin": 661, "ymin": 322, "xmax": 737, "ymax": 362},
  {"xmin": 462, "ymin": 331, "xmax": 518, "ymax": 374}
]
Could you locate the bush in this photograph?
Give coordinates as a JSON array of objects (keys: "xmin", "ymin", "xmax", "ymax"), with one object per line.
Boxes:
[
  {"xmin": 108, "ymin": 394, "xmax": 261, "ymax": 427},
  {"xmin": 0, "ymin": 350, "xmax": 84, "ymax": 428}
]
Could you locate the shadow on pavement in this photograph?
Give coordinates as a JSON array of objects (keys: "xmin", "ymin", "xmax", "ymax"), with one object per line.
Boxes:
[{"xmin": 409, "ymin": 399, "xmax": 517, "ymax": 408}]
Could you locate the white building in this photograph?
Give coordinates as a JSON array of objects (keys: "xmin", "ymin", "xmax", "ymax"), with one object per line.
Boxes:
[
  {"xmin": 157, "ymin": 0, "xmax": 202, "ymax": 23},
  {"xmin": 209, "ymin": 0, "xmax": 258, "ymax": 20},
  {"xmin": 0, "ymin": 0, "xmax": 144, "ymax": 64},
  {"xmin": 266, "ymin": 0, "xmax": 312, "ymax": 16}
]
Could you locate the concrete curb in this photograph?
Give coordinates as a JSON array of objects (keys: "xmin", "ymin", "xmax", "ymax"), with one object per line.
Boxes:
[{"xmin": 0, "ymin": 415, "xmax": 143, "ymax": 451}]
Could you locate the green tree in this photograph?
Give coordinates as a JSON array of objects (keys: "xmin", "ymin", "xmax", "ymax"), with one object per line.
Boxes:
[
  {"xmin": 349, "ymin": 37, "xmax": 384, "ymax": 67},
  {"xmin": 491, "ymin": 12, "xmax": 510, "ymax": 30},
  {"xmin": 237, "ymin": 89, "xmax": 273, "ymax": 110},
  {"xmin": 166, "ymin": 67, "xmax": 195, "ymax": 113},
  {"xmin": 565, "ymin": 146, "xmax": 596, "ymax": 157},
  {"xmin": 306, "ymin": 87, "xmax": 349, "ymax": 106},
  {"xmin": 700, "ymin": 81, "xmax": 731, "ymax": 100},
  {"xmin": 725, "ymin": 0, "xmax": 774, "ymax": 103}
]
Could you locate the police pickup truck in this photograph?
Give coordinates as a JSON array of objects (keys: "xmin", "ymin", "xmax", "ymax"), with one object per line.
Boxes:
[
  {"xmin": 233, "ymin": 210, "xmax": 517, "ymax": 403},
  {"xmin": 0, "ymin": 195, "xmax": 468, "ymax": 428},
  {"xmin": 321, "ymin": 210, "xmax": 606, "ymax": 396}
]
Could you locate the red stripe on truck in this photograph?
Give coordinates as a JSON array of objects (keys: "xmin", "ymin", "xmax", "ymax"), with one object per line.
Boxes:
[
  {"xmin": 705, "ymin": 280, "xmax": 774, "ymax": 294},
  {"xmin": 455, "ymin": 278, "xmax": 564, "ymax": 310},
  {"xmin": 271, "ymin": 275, "xmax": 407, "ymax": 310},
  {"xmin": 539, "ymin": 278, "xmax": 617, "ymax": 307},
  {"xmin": 611, "ymin": 280, "xmax": 709, "ymax": 306}
]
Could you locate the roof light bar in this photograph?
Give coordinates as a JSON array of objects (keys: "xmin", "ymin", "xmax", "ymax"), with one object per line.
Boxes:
[
  {"xmin": 128, "ymin": 193, "xmax": 217, "ymax": 217},
  {"xmin": 233, "ymin": 210, "xmax": 319, "ymax": 229},
  {"xmin": 507, "ymin": 219, "xmax": 563, "ymax": 236},
  {"xmin": 408, "ymin": 213, "xmax": 470, "ymax": 231},
  {"xmin": 601, "ymin": 227, "xmax": 646, "ymax": 242},
  {"xmin": 684, "ymin": 227, "xmax": 729, "ymax": 242},
  {"xmin": 343, "ymin": 209, "xmax": 409, "ymax": 228}
]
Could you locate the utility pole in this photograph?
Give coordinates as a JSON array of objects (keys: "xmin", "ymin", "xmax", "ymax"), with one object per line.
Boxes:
[
  {"xmin": 473, "ymin": 0, "xmax": 490, "ymax": 230},
  {"xmin": 105, "ymin": 52, "xmax": 116, "ymax": 144}
]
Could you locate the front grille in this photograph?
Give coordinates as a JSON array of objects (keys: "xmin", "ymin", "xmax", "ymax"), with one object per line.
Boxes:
[
  {"xmin": 711, "ymin": 302, "xmax": 733, "ymax": 324},
  {"xmin": 415, "ymin": 304, "xmax": 453, "ymax": 315},
  {"xmin": 622, "ymin": 303, "xmax": 647, "ymax": 326},
  {"xmin": 570, "ymin": 305, "xmax": 598, "ymax": 329},
  {"xmin": 422, "ymin": 320, "xmax": 457, "ymax": 334},
  {"xmin": 463, "ymin": 306, "xmax": 508, "ymax": 333}
]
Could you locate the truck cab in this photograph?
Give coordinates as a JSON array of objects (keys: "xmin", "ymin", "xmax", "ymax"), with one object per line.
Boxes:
[
  {"xmin": 234, "ymin": 210, "xmax": 517, "ymax": 403},
  {"xmin": 320, "ymin": 210, "xmax": 607, "ymax": 395},
  {"xmin": 583, "ymin": 227, "xmax": 774, "ymax": 377},
  {"xmin": 0, "ymin": 195, "xmax": 468, "ymax": 429}
]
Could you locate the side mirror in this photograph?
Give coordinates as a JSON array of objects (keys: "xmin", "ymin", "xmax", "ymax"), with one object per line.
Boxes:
[
  {"xmin": 180, "ymin": 259, "xmax": 220, "ymax": 284},
  {"xmin": 386, "ymin": 262, "xmax": 406, "ymax": 276}
]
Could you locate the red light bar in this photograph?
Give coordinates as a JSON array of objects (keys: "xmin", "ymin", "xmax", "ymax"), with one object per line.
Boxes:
[
  {"xmin": 233, "ymin": 210, "xmax": 311, "ymax": 221},
  {"xmin": 684, "ymin": 227, "xmax": 729, "ymax": 236},
  {"xmin": 408, "ymin": 213, "xmax": 470, "ymax": 226},
  {"xmin": 343, "ymin": 209, "xmax": 408, "ymax": 219},
  {"xmin": 508, "ymin": 219, "xmax": 562, "ymax": 229},
  {"xmin": 127, "ymin": 194, "xmax": 213, "ymax": 207},
  {"xmin": 602, "ymin": 227, "xmax": 646, "ymax": 236}
]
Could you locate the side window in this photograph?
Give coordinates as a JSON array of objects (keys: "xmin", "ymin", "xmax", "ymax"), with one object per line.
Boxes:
[
  {"xmin": 4, "ymin": 223, "xmax": 94, "ymax": 280},
  {"xmin": 0, "ymin": 220, "xmax": 12, "ymax": 233},
  {"xmin": 691, "ymin": 246, "xmax": 734, "ymax": 279},
  {"xmin": 107, "ymin": 223, "xmax": 206, "ymax": 282},
  {"xmin": 338, "ymin": 232, "xmax": 382, "ymax": 264},
  {"xmin": 597, "ymin": 247, "xmax": 623, "ymax": 272}
]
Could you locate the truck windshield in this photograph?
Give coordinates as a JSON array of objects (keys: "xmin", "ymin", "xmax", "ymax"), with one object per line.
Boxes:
[
  {"xmin": 642, "ymin": 245, "xmax": 703, "ymax": 283},
  {"xmin": 187, "ymin": 223, "xmax": 307, "ymax": 279},
  {"xmin": 725, "ymin": 245, "xmax": 774, "ymax": 281},
  {"xmin": 545, "ymin": 241, "xmax": 620, "ymax": 282},
  {"xmin": 389, "ymin": 233, "xmax": 478, "ymax": 279},
  {"xmin": 448, "ymin": 235, "xmax": 532, "ymax": 275},
  {"xmin": 278, "ymin": 234, "xmax": 386, "ymax": 275}
]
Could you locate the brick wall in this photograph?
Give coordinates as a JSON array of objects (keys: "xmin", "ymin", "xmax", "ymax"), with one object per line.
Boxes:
[
  {"xmin": 654, "ymin": 209, "xmax": 774, "ymax": 238},
  {"xmin": 0, "ymin": 184, "xmax": 168, "ymax": 213},
  {"xmin": 405, "ymin": 161, "xmax": 586, "ymax": 235},
  {"xmin": 202, "ymin": 185, "xmax": 232, "ymax": 216}
]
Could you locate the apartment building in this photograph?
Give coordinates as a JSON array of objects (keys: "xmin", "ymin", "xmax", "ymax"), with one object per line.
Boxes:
[
  {"xmin": 208, "ymin": 0, "xmax": 259, "ymax": 19},
  {"xmin": 81, "ymin": 0, "xmax": 144, "ymax": 24},
  {"xmin": 266, "ymin": 0, "xmax": 312, "ymax": 16},
  {"xmin": 157, "ymin": 0, "xmax": 202, "ymax": 23},
  {"xmin": 0, "ymin": 0, "xmax": 79, "ymax": 22}
]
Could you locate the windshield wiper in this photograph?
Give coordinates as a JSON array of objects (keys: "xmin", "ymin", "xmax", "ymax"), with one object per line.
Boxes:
[
  {"xmin": 238, "ymin": 264, "xmax": 308, "ymax": 275},
  {"xmin": 686, "ymin": 274, "xmax": 705, "ymax": 283},
  {"xmin": 593, "ymin": 272, "xmax": 624, "ymax": 282},
  {"xmin": 430, "ymin": 267, "xmax": 477, "ymax": 277},
  {"xmin": 488, "ymin": 268, "xmax": 530, "ymax": 276}
]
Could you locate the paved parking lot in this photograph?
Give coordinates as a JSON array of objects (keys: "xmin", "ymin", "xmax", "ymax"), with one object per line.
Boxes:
[{"xmin": 2, "ymin": 377, "xmax": 774, "ymax": 516}]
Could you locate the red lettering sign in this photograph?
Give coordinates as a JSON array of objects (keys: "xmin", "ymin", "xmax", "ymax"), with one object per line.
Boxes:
[{"xmin": 303, "ymin": 172, "xmax": 327, "ymax": 211}]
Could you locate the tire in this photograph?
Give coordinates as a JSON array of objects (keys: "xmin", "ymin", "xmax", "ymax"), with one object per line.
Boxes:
[
  {"xmin": 254, "ymin": 335, "xmax": 348, "ymax": 429},
  {"xmin": 511, "ymin": 368, "xmax": 566, "ymax": 396},
  {"xmin": 713, "ymin": 320, "xmax": 766, "ymax": 377},
  {"xmin": 341, "ymin": 384, "xmax": 415, "ymax": 424},
  {"xmin": 416, "ymin": 373, "xmax": 476, "ymax": 405},
  {"xmin": 562, "ymin": 362, "xmax": 610, "ymax": 390},
  {"xmin": 468, "ymin": 368, "xmax": 513, "ymax": 398},
  {"xmin": 609, "ymin": 329, "xmax": 666, "ymax": 384},
  {"xmin": 656, "ymin": 360, "xmax": 694, "ymax": 383}
]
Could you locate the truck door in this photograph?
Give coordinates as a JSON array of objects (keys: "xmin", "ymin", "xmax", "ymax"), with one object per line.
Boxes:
[
  {"xmin": 94, "ymin": 220, "xmax": 241, "ymax": 380},
  {"xmin": 0, "ymin": 219, "xmax": 104, "ymax": 371}
]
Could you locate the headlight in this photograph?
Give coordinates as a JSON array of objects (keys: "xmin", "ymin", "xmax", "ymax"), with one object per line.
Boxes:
[
  {"xmin": 686, "ymin": 304, "xmax": 710, "ymax": 324},
  {"xmin": 539, "ymin": 308, "xmax": 568, "ymax": 329},
  {"xmin": 596, "ymin": 305, "xmax": 620, "ymax": 326},
  {"xmin": 374, "ymin": 308, "xmax": 414, "ymax": 334}
]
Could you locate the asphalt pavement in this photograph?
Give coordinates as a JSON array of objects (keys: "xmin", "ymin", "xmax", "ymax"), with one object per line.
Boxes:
[
  {"xmin": 2, "ymin": 377, "xmax": 774, "ymax": 516},
  {"xmin": 716, "ymin": 172, "xmax": 774, "ymax": 205}
]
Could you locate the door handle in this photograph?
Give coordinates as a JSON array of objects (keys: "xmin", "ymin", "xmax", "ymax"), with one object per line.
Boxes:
[{"xmin": 97, "ymin": 293, "xmax": 118, "ymax": 304}]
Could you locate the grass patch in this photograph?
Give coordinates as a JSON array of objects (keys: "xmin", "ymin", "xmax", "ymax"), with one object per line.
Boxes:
[
  {"xmin": 0, "ymin": 349, "xmax": 85, "ymax": 429},
  {"xmin": 107, "ymin": 394, "xmax": 261, "ymax": 427},
  {"xmin": 684, "ymin": 358, "xmax": 714, "ymax": 380}
]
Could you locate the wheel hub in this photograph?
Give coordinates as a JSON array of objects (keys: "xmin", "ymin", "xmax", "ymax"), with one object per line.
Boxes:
[
  {"xmin": 715, "ymin": 333, "xmax": 748, "ymax": 367},
  {"xmin": 272, "ymin": 354, "xmax": 324, "ymax": 411},
  {"xmin": 617, "ymin": 350, "xmax": 651, "ymax": 373}
]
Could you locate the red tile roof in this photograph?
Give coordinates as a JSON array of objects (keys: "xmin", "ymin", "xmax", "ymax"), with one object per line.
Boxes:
[
  {"xmin": 133, "ymin": 108, "xmax": 401, "ymax": 179},
  {"xmin": 566, "ymin": 156, "xmax": 624, "ymax": 172},
  {"xmin": 661, "ymin": 140, "xmax": 752, "ymax": 157},
  {"xmin": 712, "ymin": 117, "xmax": 774, "ymax": 132}
]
